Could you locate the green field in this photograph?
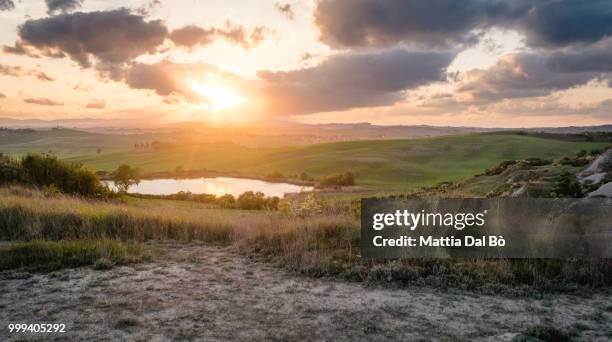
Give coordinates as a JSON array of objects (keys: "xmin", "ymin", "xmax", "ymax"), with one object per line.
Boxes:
[{"xmin": 0, "ymin": 129, "xmax": 608, "ymax": 190}]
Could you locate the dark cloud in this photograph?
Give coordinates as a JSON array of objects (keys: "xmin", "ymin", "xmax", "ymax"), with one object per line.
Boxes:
[
  {"xmin": 15, "ymin": 9, "xmax": 168, "ymax": 68},
  {"xmin": 455, "ymin": 53, "xmax": 597, "ymax": 102},
  {"xmin": 514, "ymin": 0, "xmax": 612, "ymax": 48},
  {"xmin": 85, "ymin": 100, "xmax": 105, "ymax": 109},
  {"xmin": 0, "ymin": 93, "xmax": 6, "ymax": 99},
  {"xmin": 46, "ymin": 0, "xmax": 83, "ymax": 14},
  {"xmin": 169, "ymin": 26, "xmax": 216, "ymax": 49},
  {"xmin": 275, "ymin": 2, "xmax": 295, "ymax": 20},
  {"xmin": 546, "ymin": 38, "xmax": 612, "ymax": 73},
  {"xmin": 24, "ymin": 97, "xmax": 63, "ymax": 106},
  {"xmin": 314, "ymin": 0, "xmax": 612, "ymax": 49},
  {"xmin": 3, "ymin": 41, "xmax": 34, "ymax": 56},
  {"xmin": 314, "ymin": 0, "xmax": 509, "ymax": 48},
  {"xmin": 122, "ymin": 61, "xmax": 237, "ymax": 103},
  {"xmin": 0, "ymin": 0, "xmax": 14, "ymax": 11},
  {"xmin": 257, "ymin": 49, "xmax": 454, "ymax": 115},
  {"xmin": 169, "ymin": 21, "xmax": 271, "ymax": 49}
]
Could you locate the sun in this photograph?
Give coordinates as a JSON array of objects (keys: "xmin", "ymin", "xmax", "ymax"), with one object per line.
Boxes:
[{"xmin": 191, "ymin": 80, "xmax": 244, "ymax": 111}]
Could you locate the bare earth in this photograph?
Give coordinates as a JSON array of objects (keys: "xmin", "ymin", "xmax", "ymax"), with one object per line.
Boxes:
[{"xmin": 1, "ymin": 243, "xmax": 611, "ymax": 341}]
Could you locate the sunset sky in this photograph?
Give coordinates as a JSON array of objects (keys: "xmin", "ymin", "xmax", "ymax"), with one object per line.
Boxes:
[{"xmin": 1, "ymin": 0, "xmax": 612, "ymax": 127}]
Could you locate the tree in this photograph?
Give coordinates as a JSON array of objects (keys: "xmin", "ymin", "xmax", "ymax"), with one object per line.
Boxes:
[
  {"xmin": 319, "ymin": 171, "xmax": 355, "ymax": 187},
  {"xmin": 112, "ymin": 164, "xmax": 141, "ymax": 193}
]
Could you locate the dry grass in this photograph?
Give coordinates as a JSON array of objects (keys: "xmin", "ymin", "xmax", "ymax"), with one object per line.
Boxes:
[
  {"xmin": 0, "ymin": 239, "xmax": 148, "ymax": 272},
  {"xmin": 1, "ymin": 186, "xmax": 610, "ymax": 293}
]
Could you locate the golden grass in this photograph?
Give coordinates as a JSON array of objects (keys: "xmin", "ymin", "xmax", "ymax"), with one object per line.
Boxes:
[{"xmin": 1, "ymin": 186, "xmax": 610, "ymax": 293}]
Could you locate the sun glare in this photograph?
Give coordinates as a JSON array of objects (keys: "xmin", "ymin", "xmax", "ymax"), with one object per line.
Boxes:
[{"xmin": 191, "ymin": 80, "xmax": 244, "ymax": 111}]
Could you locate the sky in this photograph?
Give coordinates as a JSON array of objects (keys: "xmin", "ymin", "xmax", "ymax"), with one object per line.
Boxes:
[{"xmin": 1, "ymin": 0, "xmax": 612, "ymax": 127}]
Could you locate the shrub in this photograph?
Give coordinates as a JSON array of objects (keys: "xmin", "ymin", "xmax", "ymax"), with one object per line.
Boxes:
[
  {"xmin": 513, "ymin": 325, "xmax": 572, "ymax": 342},
  {"xmin": 521, "ymin": 158, "xmax": 552, "ymax": 167},
  {"xmin": 266, "ymin": 171, "xmax": 284, "ymax": 179},
  {"xmin": 298, "ymin": 172, "xmax": 312, "ymax": 181},
  {"xmin": 0, "ymin": 154, "xmax": 108, "ymax": 197},
  {"xmin": 217, "ymin": 194, "xmax": 236, "ymax": 208},
  {"xmin": 558, "ymin": 156, "xmax": 590, "ymax": 167},
  {"xmin": 551, "ymin": 171, "xmax": 583, "ymax": 197},
  {"xmin": 237, "ymin": 191, "xmax": 279, "ymax": 210},
  {"xmin": 482, "ymin": 160, "xmax": 517, "ymax": 176},
  {"xmin": 319, "ymin": 171, "xmax": 355, "ymax": 187}
]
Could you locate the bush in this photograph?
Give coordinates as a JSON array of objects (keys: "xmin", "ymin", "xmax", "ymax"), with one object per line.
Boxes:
[
  {"xmin": 551, "ymin": 171, "xmax": 583, "ymax": 198},
  {"xmin": 482, "ymin": 160, "xmax": 518, "ymax": 176},
  {"xmin": 266, "ymin": 171, "xmax": 284, "ymax": 179},
  {"xmin": 558, "ymin": 156, "xmax": 590, "ymax": 167},
  {"xmin": 521, "ymin": 158, "xmax": 552, "ymax": 167},
  {"xmin": 237, "ymin": 191, "xmax": 280, "ymax": 210},
  {"xmin": 319, "ymin": 171, "xmax": 355, "ymax": 187},
  {"xmin": 0, "ymin": 153, "xmax": 109, "ymax": 197},
  {"xmin": 513, "ymin": 325, "xmax": 572, "ymax": 342}
]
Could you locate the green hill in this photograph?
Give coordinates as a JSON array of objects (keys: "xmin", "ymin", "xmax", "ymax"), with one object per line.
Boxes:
[{"xmin": 0, "ymin": 129, "xmax": 607, "ymax": 190}]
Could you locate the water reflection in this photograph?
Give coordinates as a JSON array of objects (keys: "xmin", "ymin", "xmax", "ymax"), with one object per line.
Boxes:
[{"xmin": 104, "ymin": 177, "xmax": 312, "ymax": 197}]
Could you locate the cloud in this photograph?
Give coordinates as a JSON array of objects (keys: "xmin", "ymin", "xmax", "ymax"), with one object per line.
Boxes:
[
  {"xmin": 314, "ymin": 0, "xmax": 507, "ymax": 48},
  {"xmin": 85, "ymin": 100, "xmax": 105, "ymax": 109},
  {"xmin": 0, "ymin": 64, "xmax": 56, "ymax": 81},
  {"xmin": 0, "ymin": 0, "xmax": 14, "ymax": 11},
  {"xmin": 2, "ymin": 41, "xmax": 35, "ymax": 56},
  {"xmin": 136, "ymin": 0, "xmax": 162, "ymax": 16},
  {"xmin": 314, "ymin": 0, "xmax": 612, "ymax": 49},
  {"xmin": 256, "ymin": 49, "xmax": 454, "ymax": 115},
  {"xmin": 122, "ymin": 61, "xmax": 239, "ymax": 103},
  {"xmin": 35, "ymin": 72, "xmax": 54, "ymax": 81},
  {"xmin": 546, "ymin": 38, "xmax": 612, "ymax": 73},
  {"xmin": 0, "ymin": 93, "xmax": 6, "ymax": 99},
  {"xmin": 15, "ymin": 9, "xmax": 168, "ymax": 68},
  {"xmin": 455, "ymin": 53, "xmax": 597, "ymax": 102},
  {"xmin": 24, "ymin": 98, "xmax": 63, "ymax": 106},
  {"xmin": 169, "ymin": 21, "xmax": 271, "ymax": 49},
  {"xmin": 168, "ymin": 26, "xmax": 216, "ymax": 49},
  {"xmin": 45, "ymin": 0, "xmax": 83, "ymax": 15},
  {"xmin": 513, "ymin": 0, "xmax": 612, "ymax": 48},
  {"xmin": 0, "ymin": 64, "xmax": 23, "ymax": 77},
  {"xmin": 274, "ymin": 2, "xmax": 295, "ymax": 20}
]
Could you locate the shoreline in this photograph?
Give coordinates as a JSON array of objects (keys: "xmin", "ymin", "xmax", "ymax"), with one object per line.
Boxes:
[{"xmin": 97, "ymin": 170, "xmax": 317, "ymax": 187}]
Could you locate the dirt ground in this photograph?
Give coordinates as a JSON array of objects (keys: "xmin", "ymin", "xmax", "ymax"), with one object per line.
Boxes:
[{"xmin": 1, "ymin": 242, "xmax": 611, "ymax": 341}]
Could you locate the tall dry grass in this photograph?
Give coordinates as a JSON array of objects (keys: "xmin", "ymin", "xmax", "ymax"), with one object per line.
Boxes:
[{"xmin": 1, "ymin": 186, "xmax": 610, "ymax": 293}]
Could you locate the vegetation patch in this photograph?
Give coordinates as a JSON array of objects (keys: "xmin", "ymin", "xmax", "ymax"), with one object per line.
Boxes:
[
  {"xmin": 0, "ymin": 153, "xmax": 114, "ymax": 198},
  {"xmin": 0, "ymin": 239, "xmax": 149, "ymax": 273},
  {"xmin": 513, "ymin": 325, "xmax": 573, "ymax": 342}
]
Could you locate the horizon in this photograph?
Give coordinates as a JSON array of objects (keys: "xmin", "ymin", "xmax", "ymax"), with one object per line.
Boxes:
[
  {"xmin": 0, "ymin": 1, "xmax": 610, "ymax": 128},
  {"xmin": 1, "ymin": 115, "xmax": 612, "ymax": 131}
]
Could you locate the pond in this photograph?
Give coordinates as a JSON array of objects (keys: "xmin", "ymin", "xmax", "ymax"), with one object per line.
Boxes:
[{"xmin": 104, "ymin": 177, "xmax": 313, "ymax": 197}]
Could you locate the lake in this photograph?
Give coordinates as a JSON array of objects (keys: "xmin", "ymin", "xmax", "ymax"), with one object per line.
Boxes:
[{"xmin": 104, "ymin": 177, "xmax": 313, "ymax": 197}]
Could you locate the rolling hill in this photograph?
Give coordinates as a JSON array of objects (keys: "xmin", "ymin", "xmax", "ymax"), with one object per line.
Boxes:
[{"xmin": 1, "ymin": 128, "xmax": 608, "ymax": 190}]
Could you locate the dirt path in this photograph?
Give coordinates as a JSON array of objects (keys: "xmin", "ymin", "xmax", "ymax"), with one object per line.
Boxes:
[{"xmin": 1, "ymin": 242, "xmax": 611, "ymax": 341}]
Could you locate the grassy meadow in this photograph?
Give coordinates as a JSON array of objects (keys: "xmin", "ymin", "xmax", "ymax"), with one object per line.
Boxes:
[
  {"xmin": 1, "ymin": 129, "xmax": 609, "ymax": 190},
  {"xmin": 1, "ymin": 185, "xmax": 610, "ymax": 294},
  {"xmin": 1, "ymin": 129, "xmax": 611, "ymax": 294}
]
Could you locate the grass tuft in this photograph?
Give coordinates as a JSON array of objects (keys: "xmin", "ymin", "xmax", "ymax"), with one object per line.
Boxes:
[{"xmin": 0, "ymin": 239, "xmax": 149, "ymax": 272}]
